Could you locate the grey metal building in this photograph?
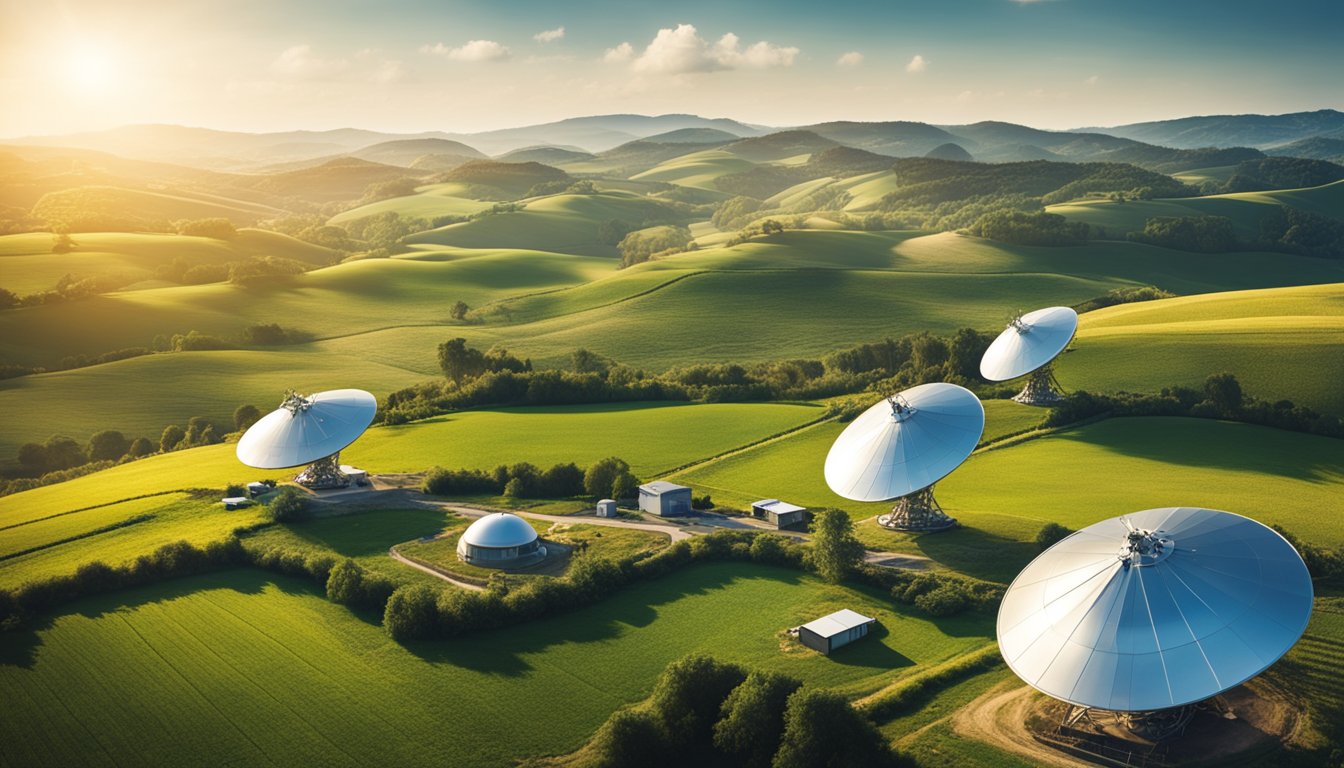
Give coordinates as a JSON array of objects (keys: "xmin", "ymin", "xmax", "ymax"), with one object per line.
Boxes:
[
  {"xmin": 638, "ymin": 481, "xmax": 692, "ymax": 517},
  {"xmin": 751, "ymin": 499, "xmax": 807, "ymax": 529},
  {"xmin": 798, "ymin": 609, "xmax": 877, "ymax": 655}
]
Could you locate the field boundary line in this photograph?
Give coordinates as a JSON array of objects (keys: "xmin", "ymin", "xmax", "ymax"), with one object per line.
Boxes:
[
  {"xmin": 0, "ymin": 513, "xmax": 157, "ymax": 562},
  {"xmin": 0, "ymin": 490, "xmax": 186, "ymax": 531},
  {"xmin": 656, "ymin": 410, "xmax": 833, "ymax": 479}
]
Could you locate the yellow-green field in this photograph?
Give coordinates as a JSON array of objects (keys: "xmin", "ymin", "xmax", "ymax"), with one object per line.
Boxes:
[{"xmin": 1058, "ymin": 283, "xmax": 1344, "ymax": 414}]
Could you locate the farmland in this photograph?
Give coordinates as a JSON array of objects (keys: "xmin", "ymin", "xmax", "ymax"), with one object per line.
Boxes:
[{"xmin": 0, "ymin": 563, "xmax": 989, "ymax": 768}]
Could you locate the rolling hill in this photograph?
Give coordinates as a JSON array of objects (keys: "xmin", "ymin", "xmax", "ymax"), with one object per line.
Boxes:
[
  {"xmin": 247, "ymin": 157, "xmax": 423, "ymax": 203},
  {"xmin": 495, "ymin": 146, "xmax": 597, "ymax": 165},
  {"xmin": 349, "ymin": 138, "xmax": 485, "ymax": 166},
  {"xmin": 1086, "ymin": 109, "xmax": 1344, "ymax": 149}
]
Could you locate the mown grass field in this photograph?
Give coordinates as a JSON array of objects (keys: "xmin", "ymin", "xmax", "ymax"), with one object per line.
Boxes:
[
  {"xmin": 1058, "ymin": 283, "xmax": 1344, "ymax": 414},
  {"xmin": 327, "ymin": 183, "xmax": 494, "ymax": 224},
  {"xmin": 0, "ymin": 563, "xmax": 991, "ymax": 768}
]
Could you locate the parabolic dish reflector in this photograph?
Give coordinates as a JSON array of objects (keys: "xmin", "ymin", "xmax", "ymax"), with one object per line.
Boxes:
[
  {"xmin": 236, "ymin": 389, "xmax": 377, "ymax": 469},
  {"xmin": 823, "ymin": 383, "xmax": 985, "ymax": 502},
  {"xmin": 980, "ymin": 306, "xmax": 1078, "ymax": 381},
  {"xmin": 997, "ymin": 507, "xmax": 1313, "ymax": 712}
]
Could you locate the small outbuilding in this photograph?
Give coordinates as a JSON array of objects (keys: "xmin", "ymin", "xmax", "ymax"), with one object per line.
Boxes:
[
  {"xmin": 638, "ymin": 481, "xmax": 692, "ymax": 517},
  {"xmin": 457, "ymin": 512, "xmax": 547, "ymax": 568},
  {"xmin": 752, "ymin": 499, "xmax": 807, "ymax": 529},
  {"xmin": 222, "ymin": 496, "xmax": 253, "ymax": 511},
  {"xmin": 798, "ymin": 609, "xmax": 877, "ymax": 655},
  {"xmin": 339, "ymin": 465, "xmax": 369, "ymax": 486},
  {"xmin": 596, "ymin": 499, "xmax": 618, "ymax": 518},
  {"xmin": 246, "ymin": 482, "xmax": 270, "ymax": 498}
]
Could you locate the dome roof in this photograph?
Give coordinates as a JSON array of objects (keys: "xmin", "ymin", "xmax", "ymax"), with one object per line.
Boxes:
[{"xmin": 460, "ymin": 512, "xmax": 538, "ymax": 549}]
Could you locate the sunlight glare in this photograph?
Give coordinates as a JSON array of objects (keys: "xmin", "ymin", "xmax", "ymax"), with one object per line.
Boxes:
[{"xmin": 67, "ymin": 48, "xmax": 117, "ymax": 91}]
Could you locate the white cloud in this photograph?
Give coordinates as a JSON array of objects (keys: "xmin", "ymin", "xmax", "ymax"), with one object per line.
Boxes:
[
  {"xmin": 836, "ymin": 51, "xmax": 864, "ymax": 67},
  {"xmin": 533, "ymin": 26, "xmax": 565, "ymax": 43},
  {"xmin": 604, "ymin": 42, "xmax": 634, "ymax": 64},
  {"xmin": 1084, "ymin": 74, "xmax": 1099, "ymax": 86},
  {"xmin": 421, "ymin": 40, "xmax": 511, "ymax": 62},
  {"xmin": 271, "ymin": 45, "xmax": 349, "ymax": 79},
  {"xmin": 906, "ymin": 54, "xmax": 927, "ymax": 73},
  {"xmin": 620, "ymin": 24, "xmax": 798, "ymax": 74}
]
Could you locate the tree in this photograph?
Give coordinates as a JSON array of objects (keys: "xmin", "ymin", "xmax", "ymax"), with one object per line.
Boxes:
[
  {"xmin": 648, "ymin": 655, "xmax": 747, "ymax": 754},
  {"xmin": 584, "ymin": 456, "xmax": 632, "ymax": 498},
  {"xmin": 233, "ymin": 404, "xmax": 262, "ymax": 432},
  {"xmin": 450, "ymin": 301, "xmax": 469, "ymax": 320},
  {"xmin": 611, "ymin": 472, "xmax": 640, "ymax": 500},
  {"xmin": 384, "ymin": 583, "xmax": 440, "ymax": 641},
  {"xmin": 0, "ymin": 287, "xmax": 17, "ymax": 310},
  {"xmin": 542, "ymin": 463, "xmax": 585, "ymax": 497},
  {"xmin": 87, "ymin": 430, "xmax": 130, "ymax": 462},
  {"xmin": 1205, "ymin": 372, "xmax": 1243, "ymax": 416},
  {"xmin": 1035, "ymin": 522, "xmax": 1074, "ymax": 552},
  {"xmin": 760, "ymin": 218, "xmax": 784, "ymax": 235},
  {"xmin": 267, "ymin": 487, "xmax": 311, "ymax": 523},
  {"xmin": 774, "ymin": 688, "xmax": 907, "ymax": 768},
  {"xmin": 438, "ymin": 337, "xmax": 486, "ymax": 385},
  {"xmin": 809, "ymin": 508, "xmax": 865, "ymax": 583},
  {"xmin": 160, "ymin": 424, "xmax": 186, "ymax": 453},
  {"xmin": 42, "ymin": 436, "xmax": 88, "ymax": 472},
  {"xmin": 184, "ymin": 416, "xmax": 216, "ymax": 446},
  {"xmin": 17, "ymin": 443, "xmax": 47, "ymax": 473},
  {"xmin": 589, "ymin": 709, "xmax": 669, "ymax": 768},
  {"xmin": 713, "ymin": 670, "xmax": 802, "ymax": 768},
  {"xmin": 241, "ymin": 323, "xmax": 288, "ymax": 345},
  {"xmin": 326, "ymin": 559, "xmax": 367, "ymax": 605},
  {"xmin": 126, "ymin": 437, "xmax": 155, "ymax": 458},
  {"xmin": 571, "ymin": 347, "xmax": 612, "ymax": 375}
]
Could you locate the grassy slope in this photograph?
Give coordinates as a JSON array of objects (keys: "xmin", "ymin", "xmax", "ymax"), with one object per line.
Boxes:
[
  {"xmin": 0, "ymin": 563, "xmax": 990, "ymax": 768},
  {"xmin": 0, "ymin": 402, "xmax": 821, "ymax": 523},
  {"xmin": 0, "ymin": 229, "xmax": 335, "ymax": 295},
  {"xmin": 677, "ymin": 416, "xmax": 1344, "ymax": 583},
  {"xmin": 1058, "ymin": 283, "xmax": 1344, "ymax": 414},
  {"xmin": 403, "ymin": 193, "xmax": 680, "ymax": 256},
  {"xmin": 1046, "ymin": 179, "xmax": 1344, "ymax": 237},
  {"xmin": 0, "ymin": 248, "xmax": 615, "ymax": 367},
  {"xmin": 327, "ymin": 183, "xmax": 494, "ymax": 224},
  {"xmin": 629, "ymin": 149, "xmax": 757, "ymax": 191}
]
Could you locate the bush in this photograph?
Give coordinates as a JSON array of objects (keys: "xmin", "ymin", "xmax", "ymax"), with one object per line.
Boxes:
[
  {"xmin": 267, "ymin": 487, "xmax": 312, "ymax": 523},
  {"xmin": 383, "ymin": 584, "xmax": 441, "ymax": 641},
  {"xmin": 649, "ymin": 655, "xmax": 748, "ymax": 754},
  {"xmin": 589, "ymin": 709, "xmax": 670, "ymax": 768},
  {"xmin": 1130, "ymin": 215, "xmax": 1238, "ymax": 252},
  {"xmin": 774, "ymin": 688, "xmax": 909, "ymax": 768},
  {"xmin": 713, "ymin": 670, "xmax": 802, "ymax": 768},
  {"xmin": 691, "ymin": 494, "xmax": 714, "ymax": 510},
  {"xmin": 1035, "ymin": 522, "xmax": 1074, "ymax": 551}
]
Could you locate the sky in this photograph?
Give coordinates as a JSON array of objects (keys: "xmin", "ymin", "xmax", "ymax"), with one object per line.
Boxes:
[{"xmin": 1, "ymin": 0, "xmax": 1340, "ymax": 137}]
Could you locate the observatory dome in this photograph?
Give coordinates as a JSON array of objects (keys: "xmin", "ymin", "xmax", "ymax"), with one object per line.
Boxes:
[{"xmin": 457, "ymin": 513, "xmax": 544, "ymax": 568}]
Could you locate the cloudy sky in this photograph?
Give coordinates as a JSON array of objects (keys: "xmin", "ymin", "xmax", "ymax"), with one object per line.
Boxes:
[{"xmin": 1, "ymin": 0, "xmax": 1339, "ymax": 136}]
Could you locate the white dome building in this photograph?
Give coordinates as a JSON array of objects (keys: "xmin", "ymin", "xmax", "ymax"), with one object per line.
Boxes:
[{"xmin": 457, "ymin": 512, "xmax": 546, "ymax": 568}]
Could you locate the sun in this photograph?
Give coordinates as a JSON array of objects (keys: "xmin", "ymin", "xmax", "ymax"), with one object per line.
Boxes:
[{"xmin": 66, "ymin": 48, "xmax": 118, "ymax": 91}]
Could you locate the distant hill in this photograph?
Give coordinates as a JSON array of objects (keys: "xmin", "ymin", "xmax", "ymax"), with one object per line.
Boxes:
[
  {"xmin": 1085, "ymin": 109, "xmax": 1344, "ymax": 149},
  {"xmin": 641, "ymin": 128, "xmax": 741, "ymax": 144},
  {"xmin": 1266, "ymin": 136, "xmax": 1344, "ymax": 164},
  {"xmin": 407, "ymin": 153, "xmax": 481, "ymax": 172},
  {"xmin": 350, "ymin": 139, "xmax": 485, "ymax": 166},
  {"xmin": 800, "ymin": 121, "xmax": 958, "ymax": 157},
  {"xmin": 438, "ymin": 160, "xmax": 570, "ymax": 198},
  {"xmin": 496, "ymin": 146, "xmax": 598, "ymax": 165},
  {"xmin": 925, "ymin": 142, "xmax": 974, "ymax": 161},
  {"xmin": 445, "ymin": 114, "xmax": 763, "ymax": 155},
  {"xmin": 249, "ymin": 157, "xmax": 421, "ymax": 203},
  {"xmin": 935, "ymin": 122, "xmax": 1263, "ymax": 171},
  {"xmin": 721, "ymin": 130, "xmax": 840, "ymax": 162},
  {"xmin": 592, "ymin": 140, "xmax": 734, "ymax": 176}
]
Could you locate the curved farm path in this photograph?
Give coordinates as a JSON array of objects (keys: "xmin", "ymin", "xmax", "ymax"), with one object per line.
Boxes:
[
  {"xmin": 387, "ymin": 548, "xmax": 486, "ymax": 591},
  {"xmin": 952, "ymin": 680, "xmax": 1089, "ymax": 768}
]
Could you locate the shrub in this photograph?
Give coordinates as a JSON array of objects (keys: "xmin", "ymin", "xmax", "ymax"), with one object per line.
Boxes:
[
  {"xmin": 1035, "ymin": 522, "xmax": 1074, "ymax": 551},
  {"xmin": 691, "ymin": 494, "xmax": 714, "ymax": 510},
  {"xmin": 588, "ymin": 709, "xmax": 670, "ymax": 768},
  {"xmin": 713, "ymin": 670, "xmax": 802, "ymax": 768},
  {"xmin": 267, "ymin": 487, "xmax": 312, "ymax": 523},
  {"xmin": 383, "ymin": 584, "xmax": 441, "ymax": 641},
  {"xmin": 649, "ymin": 655, "xmax": 748, "ymax": 754},
  {"xmin": 774, "ymin": 688, "xmax": 909, "ymax": 768}
]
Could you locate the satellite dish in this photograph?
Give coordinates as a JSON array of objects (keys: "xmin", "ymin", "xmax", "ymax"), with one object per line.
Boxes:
[
  {"xmin": 980, "ymin": 306, "xmax": 1077, "ymax": 405},
  {"xmin": 998, "ymin": 507, "xmax": 1312, "ymax": 719},
  {"xmin": 236, "ymin": 389, "xmax": 377, "ymax": 489},
  {"xmin": 824, "ymin": 383, "xmax": 984, "ymax": 531}
]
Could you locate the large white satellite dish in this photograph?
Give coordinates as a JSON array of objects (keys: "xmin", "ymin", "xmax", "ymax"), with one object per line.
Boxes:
[
  {"xmin": 236, "ymin": 389, "xmax": 377, "ymax": 488},
  {"xmin": 998, "ymin": 507, "xmax": 1312, "ymax": 725},
  {"xmin": 824, "ymin": 382, "xmax": 984, "ymax": 531},
  {"xmin": 980, "ymin": 306, "xmax": 1077, "ymax": 405}
]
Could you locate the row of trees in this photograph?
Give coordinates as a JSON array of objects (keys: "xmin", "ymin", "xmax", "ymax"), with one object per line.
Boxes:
[
  {"xmin": 421, "ymin": 456, "xmax": 638, "ymax": 500},
  {"xmin": 584, "ymin": 655, "xmax": 910, "ymax": 768},
  {"xmin": 1128, "ymin": 207, "xmax": 1343, "ymax": 259}
]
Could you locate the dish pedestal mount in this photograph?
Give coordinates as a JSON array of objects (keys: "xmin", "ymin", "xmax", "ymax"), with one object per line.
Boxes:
[
  {"xmin": 294, "ymin": 453, "xmax": 350, "ymax": 490},
  {"xmin": 878, "ymin": 487, "xmax": 958, "ymax": 531}
]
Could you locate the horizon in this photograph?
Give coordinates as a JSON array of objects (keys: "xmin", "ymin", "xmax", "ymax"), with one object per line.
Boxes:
[{"xmin": 3, "ymin": 0, "xmax": 1340, "ymax": 137}]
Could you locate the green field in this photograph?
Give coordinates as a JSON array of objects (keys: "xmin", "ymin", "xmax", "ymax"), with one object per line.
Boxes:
[
  {"xmin": 0, "ymin": 229, "xmax": 336, "ymax": 295},
  {"xmin": 0, "ymin": 402, "xmax": 821, "ymax": 523},
  {"xmin": 1047, "ymin": 179, "xmax": 1344, "ymax": 237},
  {"xmin": 677, "ymin": 415, "xmax": 1344, "ymax": 582},
  {"xmin": 0, "ymin": 563, "xmax": 990, "ymax": 768},
  {"xmin": 1058, "ymin": 283, "xmax": 1344, "ymax": 414},
  {"xmin": 328, "ymin": 182, "xmax": 494, "ymax": 224}
]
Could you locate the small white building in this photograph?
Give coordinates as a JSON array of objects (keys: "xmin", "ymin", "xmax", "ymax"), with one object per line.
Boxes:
[
  {"xmin": 339, "ymin": 465, "xmax": 369, "ymax": 486},
  {"xmin": 752, "ymin": 499, "xmax": 807, "ymax": 529},
  {"xmin": 457, "ymin": 512, "xmax": 547, "ymax": 569},
  {"xmin": 798, "ymin": 609, "xmax": 877, "ymax": 655},
  {"xmin": 596, "ymin": 499, "xmax": 618, "ymax": 518},
  {"xmin": 246, "ymin": 482, "xmax": 270, "ymax": 498},
  {"xmin": 222, "ymin": 496, "xmax": 252, "ymax": 511},
  {"xmin": 638, "ymin": 481, "xmax": 692, "ymax": 517}
]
